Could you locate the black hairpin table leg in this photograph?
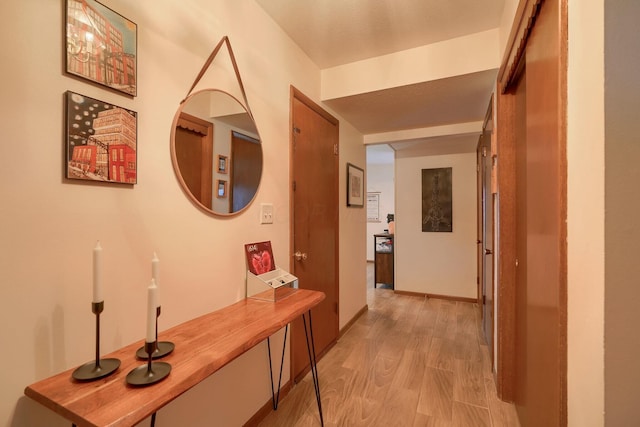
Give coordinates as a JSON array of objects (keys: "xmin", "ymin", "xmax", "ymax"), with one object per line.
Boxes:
[
  {"xmin": 267, "ymin": 324, "xmax": 289, "ymax": 410},
  {"xmin": 303, "ymin": 310, "xmax": 324, "ymax": 426}
]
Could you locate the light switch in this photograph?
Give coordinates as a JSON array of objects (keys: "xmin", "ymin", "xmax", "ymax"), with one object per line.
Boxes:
[{"xmin": 260, "ymin": 203, "xmax": 274, "ymax": 224}]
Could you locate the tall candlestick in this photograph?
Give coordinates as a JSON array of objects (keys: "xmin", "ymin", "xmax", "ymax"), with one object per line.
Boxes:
[
  {"xmin": 136, "ymin": 255, "xmax": 174, "ymax": 361},
  {"xmin": 93, "ymin": 241, "xmax": 103, "ymax": 303},
  {"xmin": 152, "ymin": 253, "xmax": 160, "ymax": 306},
  {"xmin": 146, "ymin": 279, "xmax": 158, "ymax": 343},
  {"xmin": 127, "ymin": 277, "xmax": 172, "ymax": 386}
]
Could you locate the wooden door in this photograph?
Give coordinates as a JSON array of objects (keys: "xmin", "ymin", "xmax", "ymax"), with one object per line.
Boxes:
[
  {"xmin": 290, "ymin": 87, "xmax": 339, "ymax": 382},
  {"xmin": 514, "ymin": 71, "xmax": 529, "ymax": 417},
  {"xmin": 230, "ymin": 131, "xmax": 262, "ymax": 213},
  {"xmin": 496, "ymin": 0, "xmax": 567, "ymax": 425},
  {"xmin": 518, "ymin": 2, "xmax": 565, "ymax": 422},
  {"xmin": 175, "ymin": 112, "xmax": 213, "ymax": 209},
  {"xmin": 481, "ymin": 127, "xmax": 494, "ymax": 364},
  {"xmin": 476, "ymin": 146, "xmax": 484, "ymax": 310}
]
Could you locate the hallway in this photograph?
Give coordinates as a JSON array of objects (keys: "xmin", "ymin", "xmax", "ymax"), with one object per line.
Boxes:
[{"xmin": 258, "ymin": 265, "xmax": 519, "ymax": 426}]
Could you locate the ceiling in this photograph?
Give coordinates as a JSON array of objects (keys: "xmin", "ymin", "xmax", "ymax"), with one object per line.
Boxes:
[
  {"xmin": 323, "ymin": 70, "xmax": 498, "ymax": 134},
  {"xmin": 255, "ymin": 0, "xmax": 506, "ymax": 155}
]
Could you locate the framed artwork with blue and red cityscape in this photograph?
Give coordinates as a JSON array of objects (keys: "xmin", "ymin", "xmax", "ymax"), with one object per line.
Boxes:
[
  {"xmin": 65, "ymin": 91, "xmax": 137, "ymax": 184},
  {"xmin": 66, "ymin": 0, "xmax": 137, "ymax": 96}
]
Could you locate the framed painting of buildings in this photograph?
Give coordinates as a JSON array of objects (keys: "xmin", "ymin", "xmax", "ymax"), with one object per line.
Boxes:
[
  {"xmin": 65, "ymin": 91, "xmax": 137, "ymax": 184},
  {"xmin": 422, "ymin": 167, "xmax": 453, "ymax": 232},
  {"xmin": 65, "ymin": 0, "xmax": 137, "ymax": 96}
]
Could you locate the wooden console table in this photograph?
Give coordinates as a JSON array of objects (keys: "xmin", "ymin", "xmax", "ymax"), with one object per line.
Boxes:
[{"xmin": 25, "ymin": 289, "xmax": 325, "ymax": 427}]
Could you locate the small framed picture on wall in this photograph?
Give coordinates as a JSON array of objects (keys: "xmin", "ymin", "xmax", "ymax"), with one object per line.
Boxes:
[
  {"xmin": 65, "ymin": 0, "xmax": 137, "ymax": 96},
  {"xmin": 217, "ymin": 180, "xmax": 227, "ymax": 198},
  {"xmin": 218, "ymin": 155, "xmax": 228, "ymax": 174},
  {"xmin": 65, "ymin": 91, "xmax": 137, "ymax": 184},
  {"xmin": 346, "ymin": 163, "xmax": 364, "ymax": 207}
]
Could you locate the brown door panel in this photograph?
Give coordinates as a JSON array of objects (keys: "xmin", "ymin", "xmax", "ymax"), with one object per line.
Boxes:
[{"xmin": 291, "ymin": 91, "xmax": 340, "ymax": 381}]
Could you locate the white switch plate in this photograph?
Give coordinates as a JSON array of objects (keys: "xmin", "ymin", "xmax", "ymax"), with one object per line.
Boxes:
[{"xmin": 260, "ymin": 203, "xmax": 274, "ymax": 224}]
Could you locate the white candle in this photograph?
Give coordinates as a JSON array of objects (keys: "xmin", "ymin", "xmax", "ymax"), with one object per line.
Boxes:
[
  {"xmin": 146, "ymin": 279, "xmax": 158, "ymax": 343},
  {"xmin": 92, "ymin": 241, "xmax": 103, "ymax": 303},
  {"xmin": 151, "ymin": 253, "xmax": 160, "ymax": 306}
]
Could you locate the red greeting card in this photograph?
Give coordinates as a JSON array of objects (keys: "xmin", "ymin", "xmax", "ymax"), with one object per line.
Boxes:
[{"xmin": 245, "ymin": 241, "xmax": 276, "ymax": 275}]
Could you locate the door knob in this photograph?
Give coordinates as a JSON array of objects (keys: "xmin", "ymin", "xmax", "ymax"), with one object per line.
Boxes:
[{"xmin": 293, "ymin": 251, "xmax": 308, "ymax": 261}]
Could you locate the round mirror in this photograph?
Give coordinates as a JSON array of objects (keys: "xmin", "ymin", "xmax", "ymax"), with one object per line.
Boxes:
[{"xmin": 170, "ymin": 89, "xmax": 263, "ymax": 215}]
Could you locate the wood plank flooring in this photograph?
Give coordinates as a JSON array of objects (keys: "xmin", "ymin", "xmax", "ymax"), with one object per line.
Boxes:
[{"xmin": 257, "ymin": 265, "xmax": 520, "ymax": 427}]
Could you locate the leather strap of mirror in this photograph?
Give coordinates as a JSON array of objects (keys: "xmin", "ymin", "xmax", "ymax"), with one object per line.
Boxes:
[{"xmin": 182, "ymin": 36, "xmax": 253, "ymax": 119}]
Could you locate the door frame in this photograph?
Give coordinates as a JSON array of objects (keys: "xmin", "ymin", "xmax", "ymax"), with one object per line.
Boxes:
[
  {"xmin": 289, "ymin": 86, "xmax": 340, "ymax": 380},
  {"xmin": 477, "ymin": 96, "xmax": 495, "ymax": 369},
  {"xmin": 476, "ymin": 136, "xmax": 484, "ymax": 310},
  {"xmin": 174, "ymin": 112, "xmax": 214, "ymax": 209}
]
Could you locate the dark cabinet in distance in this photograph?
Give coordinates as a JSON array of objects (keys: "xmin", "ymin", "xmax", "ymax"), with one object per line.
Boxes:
[{"xmin": 374, "ymin": 233, "xmax": 394, "ymax": 288}]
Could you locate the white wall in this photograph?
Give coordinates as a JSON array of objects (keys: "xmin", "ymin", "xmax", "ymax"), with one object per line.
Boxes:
[
  {"xmin": 0, "ymin": 1, "xmax": 366, "ymax": 425},
  {"xmin": 366, "ymin": 163, "xmax": 395, "ymax": 261},
  {"xmin": 603, "ymin": 0, "xmax": 640, "ymax": 425},
  {"xmin": 567, "ymin": 0, "xmax": 605, "ymax": 425},
  {"xmin": 395, "ymin": 151, "xmax": 477, "ymax": 298},
  {"xmin": 337, "ymin": 121, "xmax": 368, "ymax": 323},
  {"xmin": 321, "ymin": 29, "xmax": 501, "ymax": 100},
  {"xmin": 498, "ymin": 0, "xmax": 520, "ymax": 57}
]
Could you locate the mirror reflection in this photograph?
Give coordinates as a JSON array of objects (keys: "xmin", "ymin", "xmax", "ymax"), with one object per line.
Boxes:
[{"xmin": 171, "ymin": 89, "xmax": 263, "ymax": 215}]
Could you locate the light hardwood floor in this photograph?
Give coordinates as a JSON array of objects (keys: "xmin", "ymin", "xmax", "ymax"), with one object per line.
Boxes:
[{"xmin": 257, "ymin": 264, "xmax": 520, "ymax": 427}]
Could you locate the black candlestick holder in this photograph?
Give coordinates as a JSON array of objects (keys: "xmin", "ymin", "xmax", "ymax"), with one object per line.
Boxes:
[
  {"xmin": 72, "ymin": 301, "xmax": 121, "ymax": 381},
  {"xmin": 136, "ymin": 306, "xmax": 175, "ymax": 359},
  {"xmin": 126, "ymin": 341, "xmax": 171, "ymax": 386}
]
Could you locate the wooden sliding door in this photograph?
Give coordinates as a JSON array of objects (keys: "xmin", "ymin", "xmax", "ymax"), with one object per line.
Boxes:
[{"xmin": 496, "ymin": 0, "xmax": 567, "ymax": 426}]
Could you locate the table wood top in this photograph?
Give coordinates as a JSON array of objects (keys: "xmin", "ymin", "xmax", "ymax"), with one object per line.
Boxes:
[{"xmin": 24, "ymin": 289, "xmax": 325, "ymax": 427}]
